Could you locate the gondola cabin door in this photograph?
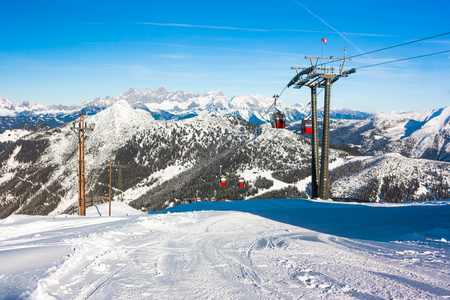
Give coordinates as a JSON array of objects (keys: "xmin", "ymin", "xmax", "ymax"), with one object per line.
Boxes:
[
  {"xmin": 220, "ymin": 176, "xmax": 227, "ymax": 187},
  {"xmin": 301, "ymin": 118, "xmax": 312, "ymax": 134}
]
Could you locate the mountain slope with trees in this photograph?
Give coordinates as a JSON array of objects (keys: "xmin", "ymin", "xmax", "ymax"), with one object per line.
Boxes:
[{"xmin": 0, "ymin": 101, "xmax": 449, "ymax": 219}]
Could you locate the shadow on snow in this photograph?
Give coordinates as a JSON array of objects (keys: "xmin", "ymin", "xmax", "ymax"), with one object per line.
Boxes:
[{"xmin": 158, "ymin": 198, "xmax": 450, "ymax": 243}]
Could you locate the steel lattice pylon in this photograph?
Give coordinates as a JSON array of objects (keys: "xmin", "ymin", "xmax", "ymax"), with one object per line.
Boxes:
[{"xmin": 289, "ymin": 56, "xmax": 355, "ymax": 200}]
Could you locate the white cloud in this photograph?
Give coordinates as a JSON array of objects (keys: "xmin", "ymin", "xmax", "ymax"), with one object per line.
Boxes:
[{"xmin": 137, "ymin": 22, "xmax": 392, "ymax": 37}]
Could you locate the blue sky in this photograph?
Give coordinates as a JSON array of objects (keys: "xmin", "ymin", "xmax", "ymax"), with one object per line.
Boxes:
[{"xmin": 1, "ymin": 0, "xmax": 449, "ymax": 112}]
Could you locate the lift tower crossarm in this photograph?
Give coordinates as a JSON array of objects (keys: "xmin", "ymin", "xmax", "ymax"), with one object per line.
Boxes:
[
  {"xmin": 291, "ymin": 66, "xmax": 334, "ymax": 72},
  {"xmin": 287, "ymin": 66, "xmax": 315, "ymax": 87},
  {"xmin": 328, "ymin": 68, "xmax": 357, "ymax": 85},
  {"xmin": 305, "ymin": 56, "xmax": 351, "ymax": 75}
]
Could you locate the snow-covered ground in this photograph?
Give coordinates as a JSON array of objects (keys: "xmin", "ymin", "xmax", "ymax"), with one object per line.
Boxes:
[
  {"xmin": 0, "ymin": 129, "xmax": 31, "ymax": 143},
  {"xmin": 1, "ymin": 199, "xmax": 449, "ymax": 299}
]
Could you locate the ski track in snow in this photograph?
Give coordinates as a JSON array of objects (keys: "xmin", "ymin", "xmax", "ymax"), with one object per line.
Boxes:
[{"xmin": 0, "ymin": 201, "xmax": 449, "ymax": 299}]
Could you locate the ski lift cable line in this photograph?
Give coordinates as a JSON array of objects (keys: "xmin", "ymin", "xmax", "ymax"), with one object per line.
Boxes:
[
  {"xmin": 291, "ymin": 100, "xmax": 312, "ymax": 121},
  {"xmin": 263, "ymin": 85, "xmax": 287, "ymax": 119},
  {"xmin": 278, "ymin": 85, "xmax": 288, "ymax": 97},
  {"xmin": 316, "ymin": 31, "xmax": 450, "ymax": 67},
  {"xmin": 354, "ymin": 49, "xmax": 450, "ymax": 70}
]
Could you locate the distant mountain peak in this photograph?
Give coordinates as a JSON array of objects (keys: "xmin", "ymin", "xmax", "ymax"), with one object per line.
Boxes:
[
  {"xmin": 206, "ymin": 90, "xmax": 224, "ymax": 97},
  {"xmin": 127, "ymin": 86, "xmax": 140, "ymax": 93},
  {"xmin": 156, "ymin": 86, "xmax": 168, "ymax": 93}
]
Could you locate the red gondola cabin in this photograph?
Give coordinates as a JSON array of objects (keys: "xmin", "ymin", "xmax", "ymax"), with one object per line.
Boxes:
[
  {"xmin": 301, "ymin": 118, "xmax": 312, "ymax": 134},
  {"xmin": 238, "ymin": 177, "xmax": 245, "ymax": 188},
  {"xmin": 220, "ymin": 176, "xmax": 227, "ymax": 187},
  {"xmin": 271, "ymin": 112, "xmax": 285, "ymax": 129}
]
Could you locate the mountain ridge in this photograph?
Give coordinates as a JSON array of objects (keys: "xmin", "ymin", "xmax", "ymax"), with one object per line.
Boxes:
[
  {"xmin": 319, "ymin": 106, "xmax": 450, "ymax": 162},
  {"xmin": 0, "ymin": 86, "xmax": 372, "ymax": 126},
  {"xmin": 1, "ymin": 87, "xmax": 449, "ymax": 163},
  {"xmin": 0, "ymin": 101, "xmax": 448, "ymax": 220}
]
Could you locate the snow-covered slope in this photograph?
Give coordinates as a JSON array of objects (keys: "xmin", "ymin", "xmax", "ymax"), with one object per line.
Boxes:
[
  {"xmin": 0, "ymin": 128, "xmax": 32, "ymax": 143},
  {"xmin": 37, "ymin": 101, "xmax": 157, "ymax": 213},
  {"xmin": 87, "ymin": 100, "xmax": 155, "ymax": 158},
  {"xmin": 1, "ymin": 199, "xmax": 449, "ymax": 299}
]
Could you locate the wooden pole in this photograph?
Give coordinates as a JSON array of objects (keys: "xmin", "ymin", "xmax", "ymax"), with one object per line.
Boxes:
[
  {"xmin": 109, "ymin": 157, "xmax": 112, "ymax": 216},
  {"xmin": 71, "ymin": 111, "xmax": 89, "ymax": 216},
  {"xmin": 77, "ymin": 131, "xmax": 81, "ymax": 215}
]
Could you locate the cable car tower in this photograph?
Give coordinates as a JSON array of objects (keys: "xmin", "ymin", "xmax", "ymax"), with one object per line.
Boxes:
[{"xmin": 288, "ymin": 55, "xmax": 355, "ymax": 200}]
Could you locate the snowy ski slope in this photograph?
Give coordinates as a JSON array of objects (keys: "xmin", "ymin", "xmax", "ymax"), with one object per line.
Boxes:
[{"xmin": 1, "ymin": 199, "xmax": 449, "ymax": 299}]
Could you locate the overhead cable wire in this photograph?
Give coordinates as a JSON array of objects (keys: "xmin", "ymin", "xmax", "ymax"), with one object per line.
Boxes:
[
  {"xmin": 265, "ymin": 85, "xmax": 288, "ymax": 118},
  {"xmin": 355, "ymin": 49, "xmax": 450, "ymax": 69},
  {"xmin": 278, "ymin": 85, "xmax": 288, "ymax": 97},
  {"xmin": 263, "ymin": 103, "xmax": 274, "ymax": 119},
  {"xmin": 317, "ymin": 31, "xmax": 450, "ymax": 66},
  {"xmin": 350, "ymin": 32, "xmax": 450, "ymax": 58},
  {"xmin": 291, "ymin": 100, "xmax": 311, "ymax": 122}
]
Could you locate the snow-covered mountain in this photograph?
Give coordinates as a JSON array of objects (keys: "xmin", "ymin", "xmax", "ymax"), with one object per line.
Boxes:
[
  {"xmin": 330, "ymin": 154, "xmax": 450, "ymax": 202},
  {"xmin": 320, "ymin": 106, "xmax": 450, "ymax": 162},
  {"xmin": 0, "ymin": 96, "xmax": 78, "ymax": 118},
  {"xmin": 0, "ymin": 100, "xmax": 269, "ymax": 218},
  {"xmin": 83, "ymin": 86, "xmax": 372, "ymax": 123},
  {"xmin": 0, "ymin": 96, "xmax": 81, "ymax": 128},
  {"xmin": 0, "ymin": 87, "xmax": 371, "ymax": 130},
  {"xmin": 4, "ymin": 87, "xmax": 449, "ymax": 164},
  {"xmin": 0, "ymin": 101, "xmax": 449, "ymax": 220}
]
